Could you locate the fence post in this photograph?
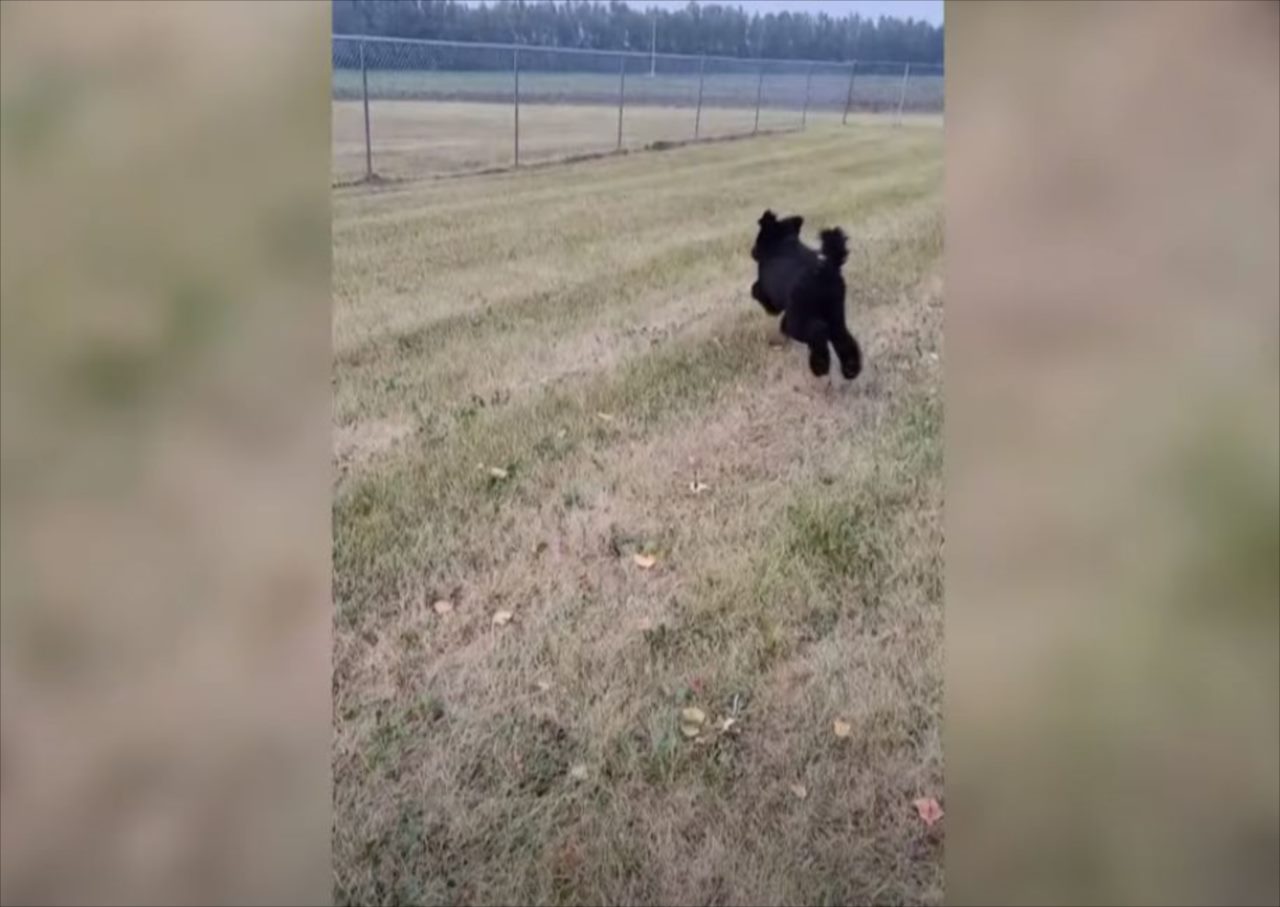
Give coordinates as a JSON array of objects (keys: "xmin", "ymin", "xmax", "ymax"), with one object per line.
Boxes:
[
  {"xmin": 360, "ymin": 40, "xmax": 373, "ymax": 179},
  {"xmin": 895, "ymin": 61, "xmax": 910, "ymax": 127},
  {"xmin": 617, "ymin": 55, "xmax": 626, "ymax": 150},
  {"xmin": 693, "ymin": 55, "xmax": 706, "ymax": 141},
  {"xmin": 842, "ymin": 60, "xmax": 857, "ymax": 126},
  {"xmin": 504, "ymin": 48, "xmax": 514, "ymax": 167},
  {"xmin": 801, "ymin": 62, "xmax": 814, "ymax": 130},
  {"xmin": 753, "ymin": 62, "xmax": 765, "ymax": 134},
  {"xmin": 650, "ymin": 15, "xmax": 657, "ymax": 78}
]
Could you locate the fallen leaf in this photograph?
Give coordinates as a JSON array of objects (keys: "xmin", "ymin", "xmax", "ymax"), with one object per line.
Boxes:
[
  {"xmin": 596, "ymin": 412, "xmax": 615, "ymax": 422},
  {"xmin": 913, "ymin": 797, "xmax": 944, "ymax": 827},
  {"xmin": 488, "ymin": 466, "xmax": 509, "ymax": 479},
  {"xmin": 679, "ymin": 707, "xmax": 706, "ymax": 737},
  {"xmin": 491, "ymin": 610, "xmax": 514, "ymax": 626},
  {"xmin": 719, "ymin": 717, "xmax": 737, "ymax": 732},
  {"xmin": 633, "ymin": 553, "xmax": 657, "ymax": 569},
  {"xmin": 833, "ymin": 719, "xmax": 852, "ymax": 738},
  {"xmin": 432, "ymin": 600, "xmax": 454, "ymax": 616},
  {"xmin": 535, "ymin": 680, "xmax": 553, "ymax": 692},
  {"xmin": 568, "ymin": 764, "xmax": 589, "ymax": 781},
  {"xmin": 689, "ymin": 480, "xmax": 709, "ymax": 494},
  {"xmin": 790, "ymin": 783, "xmax": 808, "ymax": 800}
]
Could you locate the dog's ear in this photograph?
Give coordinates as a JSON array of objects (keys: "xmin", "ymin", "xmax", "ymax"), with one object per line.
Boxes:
[
  {"xmin": 759, "ymin": 209, "xmax": 777, "ymax": 226},
  {"xmin": 781, "ymin": 215, "xmax": 803, "ymax": 235}
]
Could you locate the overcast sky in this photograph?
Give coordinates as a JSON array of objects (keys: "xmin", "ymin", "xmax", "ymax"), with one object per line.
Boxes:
[{"xmin": 457, "ymin": 1, "xmax": 945, "ymax": 26}]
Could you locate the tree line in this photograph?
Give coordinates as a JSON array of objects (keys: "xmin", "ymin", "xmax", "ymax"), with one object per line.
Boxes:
[{"xmin": 333, "ymin": 0, "xmax": 944, "ymax": 65}]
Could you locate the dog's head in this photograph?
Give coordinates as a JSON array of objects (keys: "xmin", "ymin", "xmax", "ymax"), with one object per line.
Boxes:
[{"xmin": 751, "ymin": 209, "xmax": 804, "ymax": 262}]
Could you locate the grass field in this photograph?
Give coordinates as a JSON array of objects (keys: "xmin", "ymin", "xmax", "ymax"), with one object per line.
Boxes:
[
  {"xmin": 333, "ymin": 66, "xmax": 945, "ymax": 114},
  {"xmin": 333, "ymin": 121, "xmax": 944, "ymax": 905},
  {"xmin": 333, "ymin": 98, "xmax": 942, "ymax": 181}
]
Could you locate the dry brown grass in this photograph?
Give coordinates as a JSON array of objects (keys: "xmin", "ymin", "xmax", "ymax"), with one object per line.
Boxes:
[{"xmin": 333, "ymin": 121, "xmax": 944, "ymax": 905}]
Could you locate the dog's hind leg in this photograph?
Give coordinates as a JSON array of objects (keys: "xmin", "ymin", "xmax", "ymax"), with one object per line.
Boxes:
[
  {"xmin": 831, "ymin": 325, "xmax": 863, "ymax": 380},
  {"xmin": 803, "ymin": 319, "xmax": 832, "ymax": 377},
  {"xmin": 783, "ymin": 311, "xmax": 833, "ymax": 376}
]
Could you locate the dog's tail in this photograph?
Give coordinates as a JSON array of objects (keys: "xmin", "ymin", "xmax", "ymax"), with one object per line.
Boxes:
[{"xmin": 819, "ymin": 228, "xmax": 848, "ymax": 271}]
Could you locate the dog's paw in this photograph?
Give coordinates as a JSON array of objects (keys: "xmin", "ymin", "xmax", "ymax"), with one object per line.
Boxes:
[
  {"xmin": 808, "ymin": 349, "xmax": 831, "ymax": 377},
  {"xmin": 841, "ymin": 359, "xmax": 861, "ymax": 380}
]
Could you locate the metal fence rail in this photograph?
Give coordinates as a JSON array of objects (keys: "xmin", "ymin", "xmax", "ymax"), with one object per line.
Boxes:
[{"xmin": 332, "ymin": 35, "xmax": 943, "ymax": 183}]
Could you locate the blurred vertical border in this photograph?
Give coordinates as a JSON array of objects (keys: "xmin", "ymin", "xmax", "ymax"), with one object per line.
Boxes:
[
  {"xmin": 946, "ymin": 1, "xmax": 1278, "ymax": 904},
  {"xmin": 1, "ymin": 2, "xmax": 332, "ymax": 904}
]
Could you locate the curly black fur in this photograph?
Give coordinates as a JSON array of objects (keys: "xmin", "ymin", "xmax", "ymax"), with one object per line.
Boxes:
[{"xmin": 750, "ymin": 209, "xmax": 862, "ymax": 380}]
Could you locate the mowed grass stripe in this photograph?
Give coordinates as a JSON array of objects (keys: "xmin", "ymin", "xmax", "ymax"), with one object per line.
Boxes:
[
  {"xmin": 333, "ymin": 133, "xmax": 940, "ymax": 354},
  {"xmin": 333, "ymin": 144, "xmax": 934, "ymax": 299},
  {"xmin": 332, "ymin": 125, "xmax": 917, "ymax": 224},
  {"xmin": 334, "ymin": 147, "xmax": 939, "ymax": 322},
  {"xmin": 332, "ymin": 128, "xmax": 921, "ymax": 242},
  {"xmin": 333, "ymin": 132, "xmax": 933, "ymax": 276},
  {"xmin": 332, "ymin": 197, "xmax": 939, "ymax": 450},
  {"xmin": 333, "ymin": 168, "xmax": 940, "ymax": 391}
]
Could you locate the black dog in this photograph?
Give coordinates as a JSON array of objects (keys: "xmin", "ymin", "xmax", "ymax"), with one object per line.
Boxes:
[{"xmin": 750, "ymin": 210, "xmax": 862, "ymax": 380}]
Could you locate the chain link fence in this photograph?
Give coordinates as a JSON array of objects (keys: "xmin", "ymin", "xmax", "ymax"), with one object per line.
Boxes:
[{"xmin": 333, "ymin": 35, "xmax": 943, "ymax": 183}]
